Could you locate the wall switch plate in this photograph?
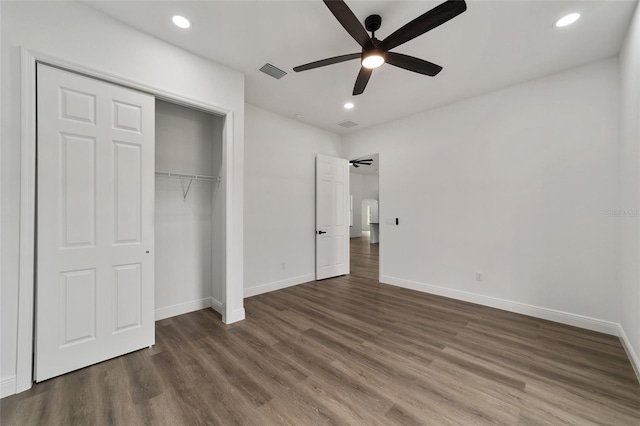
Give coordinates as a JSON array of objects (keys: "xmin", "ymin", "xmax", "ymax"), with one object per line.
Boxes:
[{"xmin": 476, "ymin": 272, "xmax": 483, "ymax": 282}]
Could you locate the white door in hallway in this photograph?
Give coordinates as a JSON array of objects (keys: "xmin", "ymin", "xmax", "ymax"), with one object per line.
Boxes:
[
  {"xmin": 316, "ymin": 154, "xmax": 350, "ymax": 280},
  {"xmin": 36, "ymin": 64, "xmax": 155, "ymax": 381}
]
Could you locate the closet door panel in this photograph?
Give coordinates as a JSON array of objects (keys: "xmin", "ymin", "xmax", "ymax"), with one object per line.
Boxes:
[
  {"xmin": 36, "ymin": 64, "xmax": 155, "ymax": 382},
  {"xmin": 113, "ymin": 141, "xmax": 142, "ymax": 244},
  {"xmin": 59, "ymin": 133, "xmax": 96, "ymax": 248}
]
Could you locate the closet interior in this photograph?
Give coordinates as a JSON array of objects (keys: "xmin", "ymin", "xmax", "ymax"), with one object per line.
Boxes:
[{"xmin": 154, "ymin": 99, "xmax": 225, "ymax": 319}]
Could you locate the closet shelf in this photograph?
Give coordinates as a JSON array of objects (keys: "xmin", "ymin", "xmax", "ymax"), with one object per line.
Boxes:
[
  {"xmin": 155, "ymin": 170, "xmax": 220, "ymax": 182},
  {"xmin": 155, "ymin": 170, "xmax": 220, "ymax": 200}
]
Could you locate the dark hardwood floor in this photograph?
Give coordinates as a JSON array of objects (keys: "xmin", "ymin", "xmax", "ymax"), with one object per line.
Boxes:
[{"xmin": 2, "ymin": 234, "xmax": 640, "ymax": 425}]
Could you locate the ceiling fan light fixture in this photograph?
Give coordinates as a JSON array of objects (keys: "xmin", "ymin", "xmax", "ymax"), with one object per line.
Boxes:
[
  {"xmin": 362, "ymin": 50, "xmax": 385, "ymax": 69},
  {"xmin": 172, "ymin": 15, "xmax": 191, "ymax": 29},
  {"xmin": 554, "ymin": 12, "xmax": 580, "ymax": 28}
]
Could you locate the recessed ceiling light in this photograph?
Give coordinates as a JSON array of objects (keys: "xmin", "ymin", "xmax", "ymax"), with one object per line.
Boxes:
[
  {"xmin": 172, "ymin": 15, "xmax": 191, "ymax": 29},
  {"xmin": 554, "ymin": 13, "xmax": 580, "ymax": 28},
  {"xmin": 344, "ymin": 102, "xmax": 354, "ymax": 109}
]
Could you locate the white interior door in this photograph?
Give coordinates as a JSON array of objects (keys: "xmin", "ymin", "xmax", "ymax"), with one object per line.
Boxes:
[
  {"xmin": 36, "ymin": 64, "xmax": 155, "ymax": 382},
  {"xmin": 316, "ymin": 154, "xmax": 349, "ymax": 280}
]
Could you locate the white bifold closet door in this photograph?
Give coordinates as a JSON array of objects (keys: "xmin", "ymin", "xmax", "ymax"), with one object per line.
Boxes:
[{"xmin": 36, "ymin": 64, "xmax": 155, "ymax": 382}]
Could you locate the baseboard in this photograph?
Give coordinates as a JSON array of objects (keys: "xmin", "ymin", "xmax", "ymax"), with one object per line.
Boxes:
[
  {"xmin": 1, "ymin": 375, "xmax": 17, "ymax": 398},
  {"xmin": 154, "ymin": 297, "xmax": 212, "ymax": 321},
  {"xmin": 619, "ymin": 325, "xmax": 640, "ymax": 384},
  {"xmin": 244, "ymin": 273, "xmax": 315, "ymax": 298},
  {"xmin": 210, "ymin": 297, "xmax": 223, "ymax": 314},
  {"xmin": 382, "ymin": 275, "xmax": 619, "ymax": 336}
]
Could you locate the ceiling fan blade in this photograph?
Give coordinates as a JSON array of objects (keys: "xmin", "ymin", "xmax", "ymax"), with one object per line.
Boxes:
[
  {"xmin": 353, "ymin": 164, "xmax": 360, "ymax": 168},
  {"xmin": 380, "ymin": 0, "xmax": 467, "ymax": 51},
  {"xmin": 323, "ymin": 0, "xmax": 372, "ymax": 49},
  {"xmin": 353, "ymin": 67, "xmax": 372, "ymax": 95},
  {"xmin": 293, "ymin": 53, "xmax": 361, "ymax": 72},
  {"xmin": 358, "ymin": 159, "xmax": 373, "ymax": 162},
  {"xmin": 386, "ymin": 52, "xmax": 443, "ymax": 76}
]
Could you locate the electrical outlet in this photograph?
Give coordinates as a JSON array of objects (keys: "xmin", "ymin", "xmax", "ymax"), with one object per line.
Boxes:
[
  {"xmin": 282, "ymin": 262, "xmax": 286, "ymax": 269},
  {"xmin": 476, "ymin": 272, "xmax": 483, "ymax": 282}
]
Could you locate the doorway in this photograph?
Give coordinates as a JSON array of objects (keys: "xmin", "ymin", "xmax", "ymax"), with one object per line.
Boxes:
[{"xmin": 348, "ymin": 154, "xmax": 380, "ymax": 280}]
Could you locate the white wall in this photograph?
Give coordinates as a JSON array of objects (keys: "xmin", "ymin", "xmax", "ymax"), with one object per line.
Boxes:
[
  {"xmin": 244, "ymin": 104, "xmax": 341, "ymax": 297},
  {"xmin": 350, "ymin": 173, "xmax": 364, "ymax": 237},
  {"xmin": 361, "ymin": 174, "xmax": 380, "ymax": 231},
  {"xmin": 362, "ymin": 174, "xmax": 379, "ymax": 200},
  {"xmin": 154, "ymin": 100, "xmax": 225, "ymax": 319},
  {"xmin": 1, "ymin": 0, "xmax": 244, "ymax": 396},
  {"xmin": 343, "ymin": 58, "xmax": 621, "ymax": 332},
  {"xmin": 619, "ymin": 2, "xmax": 640, "ymax": 376}
]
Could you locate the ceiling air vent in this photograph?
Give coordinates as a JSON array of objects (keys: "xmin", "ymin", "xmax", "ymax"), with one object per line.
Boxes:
[
  {"xmin": 338, "ymin": 120, "xmax": 358, "ymax": 129},
  {"xmin": 259, "ymin": 63, "xmax": 287, "ymax": 80}
]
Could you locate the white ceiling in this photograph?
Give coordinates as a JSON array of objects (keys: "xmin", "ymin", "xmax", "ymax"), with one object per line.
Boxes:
[{"xmin": 84, "ymin": 0, "xmax": 637, "ymax": 134}]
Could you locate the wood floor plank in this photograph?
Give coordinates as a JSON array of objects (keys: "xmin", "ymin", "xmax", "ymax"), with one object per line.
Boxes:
[
  {"xmin": 257, "ymin": 377, "xmax": 352, "ymax": 426},
  {"xmin": 2, "ymin": 234, "xmax": 639, "ymax": 425},
  {"xmin": 521, "ymin": 380, "xmax": 640, "ymax": 426}
]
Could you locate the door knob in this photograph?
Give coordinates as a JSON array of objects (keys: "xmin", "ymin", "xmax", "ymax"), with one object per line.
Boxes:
[{"xmin": 317, "ymin": 230, "xmax": 327, "ymax": 234}]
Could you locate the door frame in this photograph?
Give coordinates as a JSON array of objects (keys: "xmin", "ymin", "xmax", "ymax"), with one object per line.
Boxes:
[{"xmin": 16, "ymin": 47, "xmax": 240, "ymax": 393}]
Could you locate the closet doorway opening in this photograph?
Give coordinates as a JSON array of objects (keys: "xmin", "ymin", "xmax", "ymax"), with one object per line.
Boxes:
[
  {"xmin": 348, "ymin": 153, "xmax": 380, "ymax": 281},
  {"xmin": 155, "ymin": 100, "xmax": 226, "ymax": 320}
]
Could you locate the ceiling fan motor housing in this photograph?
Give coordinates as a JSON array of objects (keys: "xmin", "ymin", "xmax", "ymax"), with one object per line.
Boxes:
[{"xmin": 363, "ymin": 17, "xmax": 385, "ymax": 68}]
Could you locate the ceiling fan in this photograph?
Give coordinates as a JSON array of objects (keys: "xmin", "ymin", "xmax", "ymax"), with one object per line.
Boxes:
[
  {"xmin": 293, "ymin": 0, "xmax": 467, "ymax": 95},
  {"xmin": 350, "ymin": 158, "xmax": 373, "ymax": 168}
]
